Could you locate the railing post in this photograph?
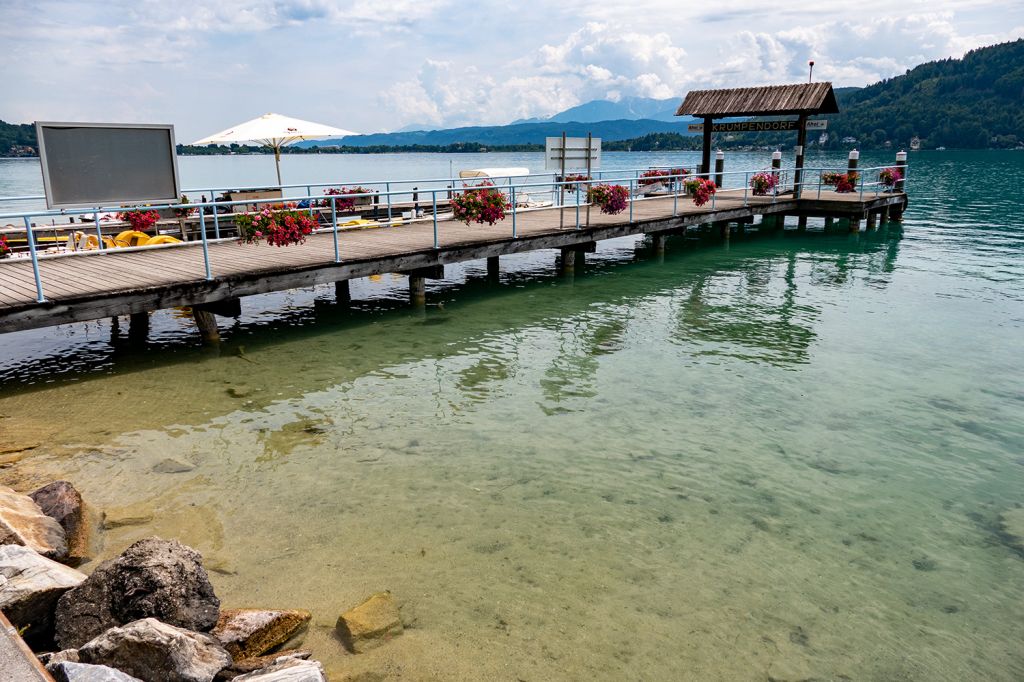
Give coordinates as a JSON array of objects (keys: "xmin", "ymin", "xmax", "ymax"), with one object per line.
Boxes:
[
  {"xmin": 23, "ymin": 217, "xmax": 45, "ymax": 302},
  {"xmin": 714, "ymin": 149, "xmax": 724, "ymax": 189},
  {"xmin": 629, "ymin": 179, "xmax": 634, "ymax": 223},
  {"xmin": 511, "ymin": 186, "xmax": 517, "ymax": 238},
  {"xmin": 213, "ymin": 202, "xmax": 220, "ymax": 239},
  {"xmin": 331, "ymin": 196, "xmax": 340, "ymax": 263},
  {"xmin": 199, "ymin": 204, "xmax": 213, "ymax": 280},
  {"xmin": 743, "ymin": 171, "xmax": 749, "ymax": 207},
  {"xmin": 94, "ymin": 210, "xmax": 103, "ymax": 250},
  {"xmin": 673, "ymin": 173, "xmax": 678, "ymax": 216},
  {"xmin": 386, "ymin": 182, "xmax": 392, "ymax": 223},
  {"xmin": 432, "ymin": 191, "xmax": 438, "ymax": 248},
  {"xmin": 895, "ymin": 150, "xmax": 907, "ymax": 193},
  {"xmin": 575, "ymin": 184, "xmax": 580, "ymax": 230}
]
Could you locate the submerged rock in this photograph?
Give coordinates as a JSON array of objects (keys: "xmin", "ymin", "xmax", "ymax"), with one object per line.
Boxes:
[
  {"xmin": 0, "ymin": 544, "xmax": 86, "ymax": 638},
  {"xmin": 30, "ymin": 481, "xmax": 96, "ymax": 566},
  {"xmin": 0, "ymin": 484, "xmax": 68, "ymax": 560},
  {"xmin": 78, "ymin": 618, "xmax": 232, "ymax": 682},
  {"xmin": 212, "ymin": 608, "xmax": 311, "ymax": 659},
  {"xmin": 335, "ymin": 591, "xmax": 403, "ymax": 653},
  {"xmin": 47, "ymin": 661, "xmax": 143, "ymax": 682},
  {"xmin": 233, "ymin": 657, "xmax": 326, "ymax": 681},
  {"xmin": 152, "ymin": 458, "xmax": 196, "ymax": 474},
  {"xmin": 54, "ymin": 537, "xmax": 221, "ymax": 649},
  {"xmin": 101, "ymin": 503, "xmax": 155, "ymax": 530},
  {"xmin": 1000, "ymin": 507, "xmax": 1024, "ymax": 552}
]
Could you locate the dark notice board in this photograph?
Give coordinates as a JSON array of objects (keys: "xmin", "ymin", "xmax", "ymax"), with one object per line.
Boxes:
[{"xmin": 36, "ymin": 123, "xmax": 180, "ymax": 209}]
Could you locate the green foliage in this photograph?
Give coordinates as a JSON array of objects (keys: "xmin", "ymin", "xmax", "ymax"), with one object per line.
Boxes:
[{"xmin": 0, "ymin": 120, "xmax": 36, "ymax": 155}]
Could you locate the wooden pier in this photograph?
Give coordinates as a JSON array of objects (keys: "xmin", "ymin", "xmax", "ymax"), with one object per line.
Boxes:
[{"xmin": 0, "ymin": 189, "xmax": 906, "ymax": 337}]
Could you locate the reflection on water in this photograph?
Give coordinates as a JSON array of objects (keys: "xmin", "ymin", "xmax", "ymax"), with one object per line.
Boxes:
[{"xmin": 2, "ymin": 151, "xmax": 1024, "ymax": 681}]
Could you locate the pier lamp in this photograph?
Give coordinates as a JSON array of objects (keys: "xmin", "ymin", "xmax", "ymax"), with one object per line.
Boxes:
[
  {"xmin": 808, "ymin": 60, "xmax": 815, "ymax": 82},
  {"xmin": 772, "ymin": 150, "xmax": 782, "ymax": 162}
]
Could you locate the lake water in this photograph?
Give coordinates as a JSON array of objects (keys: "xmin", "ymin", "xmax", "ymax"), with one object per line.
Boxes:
[{"xmin": 1, "ymin": 151, "xmax": 1023, "ymax": 680}]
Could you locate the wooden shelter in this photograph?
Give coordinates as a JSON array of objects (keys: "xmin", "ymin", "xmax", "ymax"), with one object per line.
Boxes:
[{"xmin": 676, "ymin": 82, "xmax": 839, "ymax": 196}]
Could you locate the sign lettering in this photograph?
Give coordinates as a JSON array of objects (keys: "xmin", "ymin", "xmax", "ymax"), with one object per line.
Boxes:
[{"xmin": 687, "ymin": 120, "xmax": 828, "ymax": 133}]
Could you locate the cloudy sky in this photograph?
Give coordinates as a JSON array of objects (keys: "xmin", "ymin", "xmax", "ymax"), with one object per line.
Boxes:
[{"xmin": 1, "ymin": 1, "xmax": 1021, "ymax": 140}]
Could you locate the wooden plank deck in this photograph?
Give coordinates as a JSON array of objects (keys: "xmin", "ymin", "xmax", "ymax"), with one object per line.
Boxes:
[{"xmin": 0, "ymin": 190, "xmax": 906, "ymax": 334}]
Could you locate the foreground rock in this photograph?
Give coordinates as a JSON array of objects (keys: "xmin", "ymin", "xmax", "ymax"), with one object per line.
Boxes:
[
  {"xmin": 234, "ymin": 657, "xmax": 327, "ymax": 681},
  {"xmin": 55, "ymin": 537, "xmax": 221, "ymax": 649},
  {"xmin": 30, "ymin": 481, "xmax": 96, "ymax": 566},
  {"xmin": 77, "ymin": 618, "xmax": 232, "ymax": 682},
  {"xmin": 0, "ymin": 484, "xmax": 68, "ymax": 560},
  {"xmin": 215, "ymin": 650, "xmax": 312, "ymax": 680},
  {"xmin": 213, "ymin": 609, "xmax": 311, "ymax": 659},
  {"xmin": 0, "ymin": 544, "xmax": 86, "ymax": 639},
  {"xmin": 47, "ymin": 660, "xmax": 143, "ymax": 682},
  {"xmin": 335, "ymin": 591, "xmax": 403, "ymax": 653}
]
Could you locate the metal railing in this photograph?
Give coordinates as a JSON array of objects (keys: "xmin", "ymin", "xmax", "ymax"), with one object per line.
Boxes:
[{"xmin": 0, "ymin": 163, "xmax": 906, "ymax": 305}]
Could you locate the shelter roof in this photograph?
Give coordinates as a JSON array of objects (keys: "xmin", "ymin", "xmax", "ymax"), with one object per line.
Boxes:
[{"xmin": 676, "ymin": 82, "xmax": 839, "ymax": 118}]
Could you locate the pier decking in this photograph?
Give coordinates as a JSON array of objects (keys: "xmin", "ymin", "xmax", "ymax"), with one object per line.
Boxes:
[{"xmin": 0, "ymin": 189, "xmax": 905, "ymax": 335}]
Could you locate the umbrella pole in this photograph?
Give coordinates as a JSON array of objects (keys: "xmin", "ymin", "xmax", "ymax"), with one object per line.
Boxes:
[{"xmin": 274, "ymin": 146, "xmax": 282, "ymax": 186}]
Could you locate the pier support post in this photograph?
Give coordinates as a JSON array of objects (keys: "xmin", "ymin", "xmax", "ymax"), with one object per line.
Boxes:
[
  {"xmin": 824, "ymin": 216, "xmax": 834, "ymax": 230},
  {"xmin": 797, "ymin": 216, "xmax": 808, "ymax": 232},
  {"xmin": 651, "ymin": 233, "xmax": 666, "ymax": 257},
  {"xmin": 849, "ymin": 216, "xmax": 862, "ymax": 233},
  {"xmin": 192, "ymin": 308, "xmax": 220, "ymax": 344},
  {"xmin": 847, "ymin": 149, "xmax": 860, "ymax": 179},
  {"xmin": 409, "ymin": 275, "xmax": 426, "ymax": 307},
  {"xmin": 717, "ymin": 221, "xmax": 730, "ymax": 240},
  {"xmin": 487, "ymin": 256, "xmax": 500, "ymax": 282},
  {"xmin": 559, "ymin": 247, "xmax": 576, "ymax": 276},
  {"xmin": 335, "ymin": 279, "xmax": 351, "ymax": 304},
  {"xmin": 866, "ymin": 212, "xmax": 877, "ymax": 230},
  {"xmin": 794, "ymin": 114, "xmax": 808, "ymax": 198},
  {"xmin": 880, "ymin": 206, "xmax": 890, "ymax": 224},
  {"xmin": 128, "ymin": 312, "xmax": 149, "ymax": 344},
  {"xmin": 714, "ymin": 150, "xmax": 725, "ymax": 189}
]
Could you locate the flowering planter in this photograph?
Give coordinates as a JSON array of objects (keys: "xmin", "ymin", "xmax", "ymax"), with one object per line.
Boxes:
[{"xmin": 451, "ymin": 182, "xmax": 509, "ymax": 225}]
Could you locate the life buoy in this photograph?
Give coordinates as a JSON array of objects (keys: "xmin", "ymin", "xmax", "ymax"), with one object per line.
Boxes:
[{"xmin": 114, "ymin": 230, "xmax": 151, "ymax": 247}]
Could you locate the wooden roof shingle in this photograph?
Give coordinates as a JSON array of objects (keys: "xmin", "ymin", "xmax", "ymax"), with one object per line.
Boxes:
[{"xmin": 676, "ymin": 82, "xmax": 839, "ymax": 118}]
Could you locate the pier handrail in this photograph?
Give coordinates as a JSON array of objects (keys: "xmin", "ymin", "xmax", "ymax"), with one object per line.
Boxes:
[{"xmin": 1, "ymin": 163, "xmax": 905, "ymax": 305}]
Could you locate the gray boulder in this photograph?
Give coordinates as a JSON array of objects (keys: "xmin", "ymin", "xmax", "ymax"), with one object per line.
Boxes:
[
  {"xmin": 233, "ymin": 657, "xmax": 326, "ymax": 681},
  {"xmin": 77, "ymin": 618, "xmax": 232, "ymax": 682},
  {"xmin": 0, "ymin": 484, "xmax": 68, "ymax": 560},
  {"xmin": 47, "ymin": 661, "xmax": 143, "ymax": 682},
  {"xmin": 54, "ymin": 537, "xmax": 221, "ymax": 649},
  {"xmin": 30, "ymin": 481, "xmax": 96, "ymax": 566},
  {"xmin": 0, "ymin": 544, "xmax": 86, "ymax": 638}
]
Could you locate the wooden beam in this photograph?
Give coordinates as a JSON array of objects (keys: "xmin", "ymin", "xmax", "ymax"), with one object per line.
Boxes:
[{"xmin": 701, "ymin": 117, "xmax": 713, "ymax": 177}]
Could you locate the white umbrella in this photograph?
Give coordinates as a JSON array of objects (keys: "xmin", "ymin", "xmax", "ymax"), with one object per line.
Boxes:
[{"xmin": 191, "ymin": 113, "xmax": 359, "ymax": 185}]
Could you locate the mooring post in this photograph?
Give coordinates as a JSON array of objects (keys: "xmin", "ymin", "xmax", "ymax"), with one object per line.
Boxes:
[
  {"xmin": 652, "ymin": 233, "xmax": 666, "ymax": 258},
  {"xmin": 559, "ymin": 247, "xmax": 576, "ymax": 276},
  {"xmin": 762, "ymin": 150, "xmax": 782, "ymax": 229},
  {"xmin": 192, "ymin": 308, "xmax": 220, "ymax": 343},
  {"xmin": 487, "ymin": 255, "xmax": 500, "ymax": 282},
  {"xmin": 128, "ymin": 311, "xmax": 149, "ymax": 344},
  {"xmin": 714, "ymin": 149, "xmax": 724, "ymax": 188},
  {"xmin": 335, "ymin": 279, "xmax": 351, "ymax": 304},
  {"xmin": 891, "ymin": 150, "xmax": 907, "ymax": 221},
  {"xmin": 847, "ymin": 150, "xmax": 861, "ymax": 232},
  {"xmin": 409, "ymin": 275, "xmax": 426, "ymax": 307}
]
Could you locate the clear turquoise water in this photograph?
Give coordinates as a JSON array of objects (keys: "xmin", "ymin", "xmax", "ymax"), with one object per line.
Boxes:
[{"xmin": 1, "ymin": 151, "xmax": 1022, "ymax": 680}]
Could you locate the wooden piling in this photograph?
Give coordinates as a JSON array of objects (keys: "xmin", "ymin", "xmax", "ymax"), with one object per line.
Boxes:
[
  {"xmin": 797, "ymin": 216, "xmax": 808, "ymax": 231},
  {"xmin": 794, "ymin": 114, "xmax": 808, "ymax": 198},
  {"xmin": 335, "ymin": 279, "xmax": 351, "ymax": 303},
  {"xmin": 824, "ymin": 216, "xmax": 834, "ymax": 230},
  {"xmin": 560, "ymin": 247, "xmax": 576, "ymax": 275},
  {"xmin": 128, "ymin": 311, "xmax": 149, "ymax": 343},
  {"xmin": 701, "ymin": 116, "xmax": 713, "ymax": 176},
  {"xmin": 866, "ymin": 212, "xmax": 877, "ymax": 230},
  {"xmin": 487, "ymin": 255, "xmax": 500, "ymax": 282},
  {"xmin": 192, "ymin": 308, "xmax": 220, "ymax": 343},
  {"xmin": 652, "ymin": 233, "xmax": 666, "ymax": 256},
  {"xmin": 409, "ymin": 274, "xmax": 426, "ymax": 307},
  {"xmin": 849, "ymin": 216, "xmax": 862, "ymax": 233}
]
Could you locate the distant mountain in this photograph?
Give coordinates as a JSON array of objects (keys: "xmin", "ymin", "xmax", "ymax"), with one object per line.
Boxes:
[
  {"xmin": 307, "ymin": 118, "xmax": 698, "ymax": 148},
  {"xmin": 548, "ymin": 96, "xmax": 681, "ymax": 123}
]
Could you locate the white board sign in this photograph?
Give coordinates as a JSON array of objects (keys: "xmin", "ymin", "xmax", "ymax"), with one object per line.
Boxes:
[{"xmin": 545, "ymin": 137, "xmax": 601, "ymax": 171}]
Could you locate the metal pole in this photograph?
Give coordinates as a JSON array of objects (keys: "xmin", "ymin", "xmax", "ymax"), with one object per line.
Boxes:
[
  {"xmin": 331, "ymin": 196, "xmax": 340, "ymax": 263},
  {"xmin": 213, "ymin": 202, "xmax": 220, "ymax": 239},
  {"xmin": 743, "ymin": 172, "xmax": 749, "ymax": 207},
  {"xmin": 386, "ymin": 182, "xmax": 392, "ymax": 223},
  {"xmin": 23, "ymin": 217, "xmax": 45, "ymax": 302},
  {"xmin": 673, "ymin": 173, "xmax": 678, "ymax": 216},
  {"xmin": 629, "ymin": 179, "xmax": 634, "ymax": 223},
  {"xmin": 511, "ymin": 186, "xmax": 517, "ymax": 238},
  {"xmin": 575, "ymin": 183, "xmax": 580, "ymax": 230},
  {"xmin": 199, "ymin": 205, "xmax": 212, "ymax": 280},
  {"xmin": 94, "ymin": 210, "xmax": 103, "ymax": 250},
  {"xmin": 432, "ymin": 191, "xmax": 438, "ymax": 248}
]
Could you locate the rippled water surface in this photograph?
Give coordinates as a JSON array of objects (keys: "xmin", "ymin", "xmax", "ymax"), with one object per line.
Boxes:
[{"xmin": 1, "ymin": 151, "xmax": 1023, "ymax": 680}]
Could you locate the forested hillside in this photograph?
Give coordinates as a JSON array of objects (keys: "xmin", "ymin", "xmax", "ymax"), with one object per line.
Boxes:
[{"xmin": 822, "ymin": 39, "xmax": 1024, "ymax": 149}]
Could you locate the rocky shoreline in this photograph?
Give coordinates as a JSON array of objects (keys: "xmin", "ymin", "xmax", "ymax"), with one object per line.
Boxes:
[{"xmin": 1, "ymin": 482, "xmax": 404, "ymax": 681}]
